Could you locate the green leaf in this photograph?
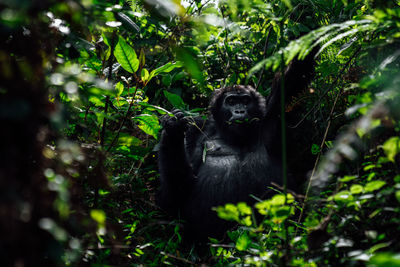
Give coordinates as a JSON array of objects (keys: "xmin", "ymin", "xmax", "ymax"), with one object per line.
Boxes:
[
  {"xmin": 141, "ymin": 68, "xmax": 149, "ymax": 82},
  {"xmin": 137, "ymin": 103, "xmax": 169, "ymax": 115},
  {"xmin": 311, "ymin": 144, "xmax": 320, "ymax": 155},
  {"xmin": 255, "ymin": 200, "xmax": 270, "ymax": 215},
  {"xmin": 215, "ymin": 203, "xmax": 239, "ymax": 222},
  {"xmin": 147, "ymin": 61, "xmax": 183, "ymax": 83},
  {"xmin": 153, "ymin": 61, "xmax": 183, "ymax": 76},
  {"xmin": 382, "ymin": 136, "xmax": 400, "ymax": 162},
  {"xmin": 236, "ymin": 233, "xmax": 251, "ymax": 251},
  {"xmin": 237, "ymin": 202, "xmax": 252, "ymax": 215},
  {"xmin": 282, "ymin": 0, "xmax": 292, "ymax": 9},
  {"xmin": 175, "ymin": 47, "xmax": 204, "ymax": 84},
  {"xmin": 350, "ymin": 184, "xmax": 363, "ymax": 194},
  {"xmin": 90, "ymin": 209, "xmax": 106, "ymax": 225},
  {"xmin": 115, "ymin": 81, "xmax": 124, "ymax": 96},
  {"xmin": 340, "ymin": 175, "xmax": 357, "ymax": 182},
  {"xmin": 117, "ymin": 133, "xmax": 142, "ymax": 147},
  {"xmin": 270, "ymin": 194, "xmax": 286, "ymax": 206},
  {"xmin": 162, "ymin": 74, "xmax": 172, "ymax": 86},
  {"xmin": 133, "ymin": 114, "xmax": 160, "ymax": 140},
  {"xmin": 334, "ymin": 190, "xmax": 354, "ymax": 203},
  {"xmin": 114, "ymin": 36, "xmax": 139, "ymax": 73},
  {"xmin": 163, "ymin": 91, "xmax": 186, "ymax": 109},
  {"xmin": 395, "ymin": 191, "xmax": 400, "ymax": 203},
  {"xmin": 273, "ymin": 206, "xmax": 293, "ymax": 220},
  {"xmin": 139, "ymin": 48, "xmax": 145, "ymax": 68},
  {"xmin": 369, "ymin": 253, "xmax": 400, "ymax": 267},
  {"xmin": 364, "ymin": 180, "xmax": 386, "ymax": 193}
]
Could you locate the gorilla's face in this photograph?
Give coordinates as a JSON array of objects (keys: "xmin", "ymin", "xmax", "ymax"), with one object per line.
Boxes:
[
  {"xmin": 220, "ymin": 92, "xmax": 260, "ymax": 124},
  {"xmin": 209, "ymin": 85, "xmax": 266, "ymax": 143}
]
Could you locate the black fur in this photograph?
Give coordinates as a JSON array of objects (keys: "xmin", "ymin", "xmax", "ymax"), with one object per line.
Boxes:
[{"xmin": 157, "ymin": 53, "xmax": 316, "ymax": 241}]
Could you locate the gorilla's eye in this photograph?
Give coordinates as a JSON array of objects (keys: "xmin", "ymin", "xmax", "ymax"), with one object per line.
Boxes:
[
  {"xmin": 225, "ymin": 96, "xmax": 235, "ymax": 106},
  {"xmin": 242, "ymin": 96, "xmax": 252, "ymax": 105}
]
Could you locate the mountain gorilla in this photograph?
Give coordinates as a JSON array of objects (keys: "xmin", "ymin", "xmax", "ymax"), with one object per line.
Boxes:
[{"xmin": 157, "ymin": 52, "xmax": 316, "ymax": 241}]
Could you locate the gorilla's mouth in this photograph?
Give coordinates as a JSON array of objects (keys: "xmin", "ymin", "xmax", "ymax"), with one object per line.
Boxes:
[{"xmin": 226, "ymin": 117, "xmax": 261, "ymax": 125}]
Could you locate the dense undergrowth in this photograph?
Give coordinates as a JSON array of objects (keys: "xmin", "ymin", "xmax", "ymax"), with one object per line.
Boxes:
[{"xmin": 1, "ymin": 0, "xmax": 400, "ymax": 266}]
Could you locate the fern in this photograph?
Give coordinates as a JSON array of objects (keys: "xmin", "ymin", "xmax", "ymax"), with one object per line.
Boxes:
[{"xmin": 248, "ymin": 19, "xmax": 375, "ymax": 78}]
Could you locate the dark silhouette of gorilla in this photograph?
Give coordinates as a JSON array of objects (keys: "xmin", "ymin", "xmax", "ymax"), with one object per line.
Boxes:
[{"xmin": 157, "ymin": 53, "xmax": 316, "ymax": 241}]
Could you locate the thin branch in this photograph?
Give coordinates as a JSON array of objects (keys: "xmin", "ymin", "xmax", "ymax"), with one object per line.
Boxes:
[
  {"xmin": 294, "ymin": 46, "xmax": 361, "ymax": 235},
  {"xmin": 279, "ymin": 26, "xmax": 291, "ymax": 265},
  {"xmin": 255, "ymin": 26, "xmax": 272, "ymax": 90},
  {"xmin": 160, "ymin": 252, "xmax": 196, "ymax": 265},
  {"xmin": 220, "ymin": 6, "xmax": 231, "ymax": 85},
  {"xmin": 100, "ymin": 32, "xmax": 117, "ymax": 146},
  {"xmin": 288, "ymin": 45, "xmax": 362, "ymax": 129},
  {"xmin": 106, "ymin": 86, "xmax": 140, "ymax": 152}
]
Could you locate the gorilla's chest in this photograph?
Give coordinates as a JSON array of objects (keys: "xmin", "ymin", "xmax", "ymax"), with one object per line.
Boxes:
[
  {"xmin": 197, "ymin": 139, "xmax": 271, "ymax": 181},
  {"xmin": 190, "ymin": 137, "xmax": 279, "ymax": 206}
]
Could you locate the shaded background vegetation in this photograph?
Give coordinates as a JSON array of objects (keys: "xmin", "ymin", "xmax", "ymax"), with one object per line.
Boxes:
[{"xmin": 1, "ymin": 0, "xmax": 400, "ymax": 266}]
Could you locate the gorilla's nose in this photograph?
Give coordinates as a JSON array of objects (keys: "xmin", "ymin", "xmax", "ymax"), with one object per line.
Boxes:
[
  {"xmin": 234, "ymin": 109, "xmax": 245, "ymax": 114},
  {"xmin": 231, "ymin": 109, "xmax": 247, "ymax": 122}
]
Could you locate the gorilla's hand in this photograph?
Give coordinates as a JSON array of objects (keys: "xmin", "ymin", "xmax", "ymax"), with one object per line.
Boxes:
[{"xmin": 161, "ymin": 109, "xmax": 189, "ymax": 136}]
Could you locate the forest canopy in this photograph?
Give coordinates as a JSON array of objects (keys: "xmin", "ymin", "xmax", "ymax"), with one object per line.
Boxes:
[{"xmin": 1, "ymin": 0, "xmax": 400, "ymax": 266}]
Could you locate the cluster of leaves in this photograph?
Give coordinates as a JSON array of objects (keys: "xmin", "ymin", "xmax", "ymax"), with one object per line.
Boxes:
[{"xmin": 2, "ymin": 0, "xmax": 400, "ymax": 266}]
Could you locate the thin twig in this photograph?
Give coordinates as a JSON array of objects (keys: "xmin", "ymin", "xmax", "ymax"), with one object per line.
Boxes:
[
  {"xmin": 220, "ymin": 6, "xmax": 231, "ymax": 85},
  {"xmin": 289, "ymin": 46, "xmax": 362, "ymax": 129},
  {"xmin": 100, "ymin": 32, "xmax": 117, "ymax": 146},
  {"xmin": 106, "ymin": 86, "xmax": 140, "ymax": 152},
  {"xmin": 279, "ymin": 20, "xmax": 291, "ymax": 264},
  {"xmin": 294, "ymin": 46, "xmax": 361, "ymax": 235},
  {"xmin": 160, "ymin": 252, "xmax": 196, "ymax": 265},
  {"xmin": 255, "ymin": 26, "xmax": 272, "ymax": 90}
]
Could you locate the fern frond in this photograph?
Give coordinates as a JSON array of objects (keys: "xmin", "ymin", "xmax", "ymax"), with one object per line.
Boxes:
[{"xmin": 248, "ymin": 19, "xmax": 374, "ymax": 78}]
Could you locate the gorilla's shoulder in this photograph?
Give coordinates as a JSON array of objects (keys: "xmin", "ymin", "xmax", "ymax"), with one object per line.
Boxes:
[{"xmin": 185, "ymin": 116, "xmax": 215, "ymax": 141}]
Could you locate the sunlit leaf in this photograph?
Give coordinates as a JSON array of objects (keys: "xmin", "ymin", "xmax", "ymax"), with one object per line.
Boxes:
[
  {"xmin": 153, "ymin": 61, "xmax": 183, "ymax": 75},
  {"xmin": 237, "ymin": 202, "xmax": 252, "ymax": 215},
  {"xmin": 114, "ymin": 36, "xmax": 139, "ymax": 73},
  {"xmin": 369, "ymin": 253, "xmax": 400, "ymax": 266},
  {"xmin": 350, "ymin": 184, "xmax": 363, "ymax": 194},
  {"xmin": 340, "ymin": 175, "xmax": 357, "ymax": 182},
  {"xmin": 395, "ymin": 191, "xmax": 400, "ymax": 203},
  {"xmin": 90, "ymin": 209, "xmax": 106, "ymax": 225},
  {"xmin": 115, "ymin": 81, "xmax": 124, "ymax": 96},
  {"xmin": 334, "ymin": 190, "xmax": 354, "ymax": 203},
  {"xmin": 215, "ymin": 203, "xmax": 239, "ymax": 222},
  {"xmin": 382, "ymin": 136, "xmax": 400, "ymax": 162},
  {"xmin": 141, "ymin": 68, "xmax": 150, "ymax": 82},
  {"xmin": 133, "ymin": 114, "xmax": 161, "ymax": 140},
  {"xmin": 138, "ymin": 103, "xmax": 170, "ymax": 115},
  {"xmin": 364, "ymin": 180, "xmax": 386, "ymax": 193},
  {"xmin": 236, "ymin": 233, "xmax": 251, "ymax": 251}
]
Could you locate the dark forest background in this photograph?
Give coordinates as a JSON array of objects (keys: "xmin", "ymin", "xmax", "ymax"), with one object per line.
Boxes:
[{"xmin": 1, "ymin": 0, "xmax": 400, "ymax": 266}]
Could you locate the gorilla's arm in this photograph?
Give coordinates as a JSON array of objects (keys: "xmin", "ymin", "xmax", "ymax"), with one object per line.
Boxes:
[
  {"xmin": 157, "ymin": 110, "xmax": 195, "ymax": 214},
  {"xmin": 263, "ymin": 50, "xmax": 317, "ymax": 156},
  {"xmin": 265, "ymin": 50, "xmax": 317, "ymax": 117}
]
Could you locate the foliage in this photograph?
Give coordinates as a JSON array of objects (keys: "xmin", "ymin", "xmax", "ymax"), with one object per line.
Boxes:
[{"xmin": 2, "ymin": 0, "xmax": 400, "ymax": 266}]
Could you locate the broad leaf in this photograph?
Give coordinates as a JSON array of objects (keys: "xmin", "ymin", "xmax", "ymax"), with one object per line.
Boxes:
[
  {"xmin": 133, "ymin": 114, "xmax": 160, "ymax": 140},
  {"xmin": 163, "ymin": 91, "xmax": 186, "ymax": 109},
  {"xmin": 114, "ymin": 36, "xmax": 139, "ymax": 73},
  {"xmin": 382, "ymin": 136, "xmax": 400, "ymax": 162}
]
